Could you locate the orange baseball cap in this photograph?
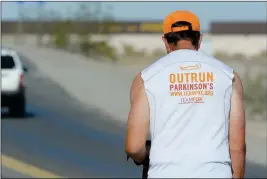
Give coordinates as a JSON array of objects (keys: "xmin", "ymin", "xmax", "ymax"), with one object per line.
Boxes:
[{"xmin": 162, "ymin": 10, "xmax": 200, "ymax": 34}]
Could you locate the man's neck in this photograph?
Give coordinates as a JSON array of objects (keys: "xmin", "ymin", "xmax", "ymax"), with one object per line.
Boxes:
[
  {"xmin": 168, "ymin": 46, "xmax": 196, "ymax": 53},
  {"xmin": 175, "ymin": 41, "xmax": 197, "ymax": 51}
]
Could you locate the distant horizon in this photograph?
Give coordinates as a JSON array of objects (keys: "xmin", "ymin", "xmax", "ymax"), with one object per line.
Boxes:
[
  {"xmin": 2, "ymin": 20, "xmax": 266, "ymax": 34},
  {"xmin": 2, "ymin": 19, "xmax": 266, "ymax": 23},
  {"xmin": 2, "ymin": 2, "xmax": 266, "ymax": 31}
]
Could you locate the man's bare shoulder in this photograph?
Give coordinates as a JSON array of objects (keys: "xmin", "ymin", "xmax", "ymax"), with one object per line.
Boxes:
[
  {"xmin": 131, "ymin": 73, "xmax": 143, "ymax": 89},
  {"xmin": 233, "ymin": 71, "xmax": 243, "ymax": 95},
  {"xmin": 230, "ymin": 71, "xmax": 245, "ymax": 122},
  {"xmin": 130, "ymin": 73, "xmax": 144, "ymax": 102}
]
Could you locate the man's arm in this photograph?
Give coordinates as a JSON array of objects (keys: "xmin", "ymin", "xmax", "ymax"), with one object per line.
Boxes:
[
  {"xmin": 229, "ymin": 72, "xmax": 246, "ymax": 178},
  {"xmin": 125, "ymin": 73, "xmax": 150, "ymax": 164}
]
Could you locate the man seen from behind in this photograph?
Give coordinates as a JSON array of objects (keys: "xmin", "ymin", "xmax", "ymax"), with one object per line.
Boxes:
[{"xmin": 125, "ymin": 10, "xmax": 246, "ymax": 178}]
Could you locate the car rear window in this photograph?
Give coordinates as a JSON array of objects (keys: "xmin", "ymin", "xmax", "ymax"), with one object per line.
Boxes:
[{"xmin": 1, "ymin": 55, "xmax": 16, "ymax": 69}]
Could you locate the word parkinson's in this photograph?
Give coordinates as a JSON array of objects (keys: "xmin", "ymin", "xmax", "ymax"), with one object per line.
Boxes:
[{"xmin": 169, "ymin": 72, "xmax": 214, "ymax": 97}]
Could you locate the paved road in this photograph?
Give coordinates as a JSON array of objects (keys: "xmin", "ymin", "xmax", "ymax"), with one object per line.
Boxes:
[
  {"xmin": 1, "ymin": 54, "xmax": 141, "ymax": 178},
  {"xmin": 1, "ymin": 53, "xmax": 266, "ymax": 178},
  {"xmin": 1, "ymin": 166, "xmax": 32, "ymax": 178}
]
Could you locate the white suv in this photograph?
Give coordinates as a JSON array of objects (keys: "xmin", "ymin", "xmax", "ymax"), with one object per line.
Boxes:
[{"xmin": 1, "ymin": 47, "xmax": 28, "ymax": 117}]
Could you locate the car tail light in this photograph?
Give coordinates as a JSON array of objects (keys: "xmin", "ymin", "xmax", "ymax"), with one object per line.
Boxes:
[{"xmin": 19, "ymin": 74, "xmax": 24, "ymax": 87}]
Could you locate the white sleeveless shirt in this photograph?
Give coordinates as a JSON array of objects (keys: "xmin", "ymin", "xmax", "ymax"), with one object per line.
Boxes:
[{"xmin": 141, "ymin": 49, "xmax": 234, "ymax": 178}]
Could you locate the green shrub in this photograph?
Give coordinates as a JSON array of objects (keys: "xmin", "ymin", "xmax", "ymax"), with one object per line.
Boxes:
[
  {"xmin": 252, "ymin": 50, "xmax": 267, "ymax": 60},
  {"xmin": 122, "ymin": 43, "xmax": 146, "ymax": 57},
  {"xmin": 214, "ymin": 52, "xmax": 248, "ymax": 61},
  {"xmin": 52, "ymin": 20, "xmax": 71, "ymax": 49},
  {"xmin": 214, "ymin": 51, "xmax": 229, "ymax": 60},
  {"xmin": 243, "ymin": 72, "xmax": 266, "ymax": 119},
  {"xmin": 94, "ymin": 41, "xmax": 118, "ymax": 62},
  {"xmin": 231, "ymin": 53, "xmax": 246, "ymax": 60},
  {"xmin": 79, "ymin": 39, "xmax": 117, "ymax": 62},
  {"xmin": 79, "ymin": 35, "xmax": 93, "ymax": 56}
]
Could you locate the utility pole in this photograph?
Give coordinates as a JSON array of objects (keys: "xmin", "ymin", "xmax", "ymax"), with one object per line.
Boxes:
[
  {"xmin": 94, "ymin": 2, "xmax": 102, "ymax": 34},
  {"xmin": 16, "ymin": 1, "xmax": 24, "ymax": 44},
  {"xmin": 37, "ymin": 1, "xmax": 45, "ymax": 46}
]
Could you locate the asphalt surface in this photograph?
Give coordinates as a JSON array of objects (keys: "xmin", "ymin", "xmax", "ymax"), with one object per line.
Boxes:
[
  {"xmin": 1, "ymin": 166, "xmax": 32, "ymax": 178},
  {"xmin": 1, "ymin": 54, "xmax": 141, "ymax": 178},
  {"xmin": 1, "ymin": 53, "xmax": 266, "ymax": 178}
]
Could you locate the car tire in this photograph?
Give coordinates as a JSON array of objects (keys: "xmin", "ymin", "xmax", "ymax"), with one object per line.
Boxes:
[{"xmin": 9, "ymin": 93, "xmax": 26, "ymax": 117}]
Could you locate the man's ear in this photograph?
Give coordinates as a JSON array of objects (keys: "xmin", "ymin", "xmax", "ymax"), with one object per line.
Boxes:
[
  {"xmin": 197, "ymin": 34, "xmax": 203, "ymax": 50},
  {"xmin": 162, "ymin": 36, "xmax": 167, "ymax": 45},
  {"xmin": 162, "ymin": 36, "xmax": 171, "ymax": 53}
]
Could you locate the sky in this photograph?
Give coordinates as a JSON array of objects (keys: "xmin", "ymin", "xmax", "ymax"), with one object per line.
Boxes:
[{"xmin": 1, "ymin": 1, "xmax": 267, "ymax": 31}]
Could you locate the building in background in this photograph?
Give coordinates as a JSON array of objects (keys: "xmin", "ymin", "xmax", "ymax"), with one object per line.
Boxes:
[
  {"xmin": 210, "ymin": 22, "xmax": 267, "ymax": 57},
  {"xmin": 1, "ymin": 21, "xmax": 266, "ymax": 57}
]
